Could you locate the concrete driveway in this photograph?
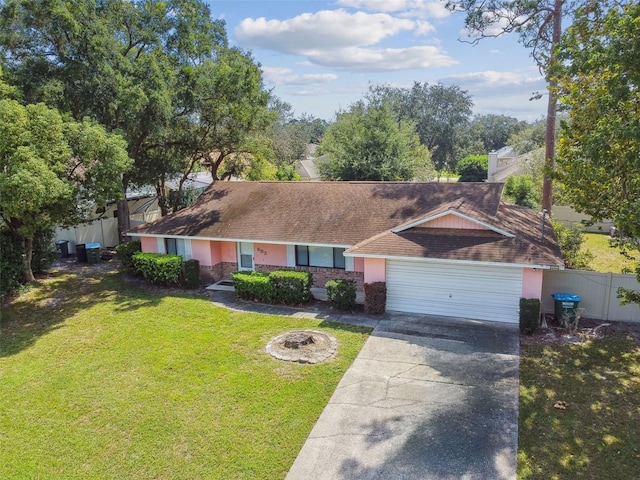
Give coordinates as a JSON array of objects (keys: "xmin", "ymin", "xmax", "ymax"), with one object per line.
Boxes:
[{"xmin": 286, "ymin": 314, "xmax": 520, "ymax": 480}]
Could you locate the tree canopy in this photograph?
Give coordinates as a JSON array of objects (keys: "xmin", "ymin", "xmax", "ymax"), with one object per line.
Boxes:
[
  {"xmin": 0, "ymin": 98, "xmax": 131, "ymax": 281},
  {"xmin": 368, "ymin": 82, "xmax": 473, "ymax": 173},
  {"xmin": 554, "ymin": 0, "xmax": 639, "ymax": 303},
  {"xmin": 0, "ymin": 0, "xmax": 272, "ymax": 225},
  {"xmin": 319, "ymin": 102, "xmax": 432, "ymax": 181}
]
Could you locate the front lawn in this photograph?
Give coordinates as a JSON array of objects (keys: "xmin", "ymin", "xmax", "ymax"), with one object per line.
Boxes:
[
  {"xmin": 518, "ymin": 332, "xmax": 640, "ymax": 479},
  {"xmin": 0, "ymin": 266, "xmax": 370, "ymax": 479}
]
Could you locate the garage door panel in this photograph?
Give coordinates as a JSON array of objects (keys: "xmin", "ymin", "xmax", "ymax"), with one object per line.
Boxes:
[{"xmin": 386, "ymin": 260, "xmax": 522, "ymax": 323}]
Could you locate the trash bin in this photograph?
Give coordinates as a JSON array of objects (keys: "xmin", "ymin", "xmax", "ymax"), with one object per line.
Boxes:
[
  {"xmin": 86, "ymin": 243, "xmax": 101, "ymax": 265},
  {"xmin": 55, "ymin": 240, "xmax": 69, "ymax": 258},
  {"xmin": 76, "ymin": 243, "xmax": 87, "ymax": 262},
  {"xmin": 552, "ymin": 293, "xmax": 581, "ymax": 326}
]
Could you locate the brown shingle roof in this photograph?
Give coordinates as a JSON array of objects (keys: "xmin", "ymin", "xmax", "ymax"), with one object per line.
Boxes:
[{"xmin": 128, "ymin": 181, "xmax": 563, "ymax": 267}]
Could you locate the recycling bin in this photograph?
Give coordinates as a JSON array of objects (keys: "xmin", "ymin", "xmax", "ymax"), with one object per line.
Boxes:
[
  {"xmin": 75, "ymin": 243, "xmax": 87, "ymax": 263},
  {"xmin": 55, "ymin": 240, "xmax": 69, "ymax": 258},
  {"xmin": 552, "ymin": 292, "xmax": 581, "ymax": 326},
  {"xmin": 86, "ymin": 243, "xmax": 101, "ymax": 265}
]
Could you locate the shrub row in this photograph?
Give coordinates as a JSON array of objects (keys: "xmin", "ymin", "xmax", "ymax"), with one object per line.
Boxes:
[
  {"xmin": 118, "ymin": 243, "xmax": 200, "ymax": 288},
  {"xmin": 132, "ymin": 252, "xmax": 184, "ymax": 284},
  {"xmin": 326, "ymin": 279, "xmax": 356, "ymax": 310},
  {"xmin": 232, "ymin": 271, "xmax": 272, "ymax": 302},
  {"xmin": 232, "ymin": 269, "xmax": 312, "ymax": 305}
]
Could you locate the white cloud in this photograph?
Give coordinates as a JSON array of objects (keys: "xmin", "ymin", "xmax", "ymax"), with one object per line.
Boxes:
[
  {"xmin": 261, "ymin": 66, "xmax": 338, "ymax": 86},
  {"xmin": 236, "ymin": 9, "xmax": 455, "ymax": 73},
  {"xmin": 236, "ymin": 9, "xmax": 414, "ymax": 53},
  {"xmin": 414, "ymin": 20, "xmax": 435, "ymax": 35},
  {"xmin": 440, "ymin": 70, "xmax": 547, "ymax": 120},
  {"xmin": 336, "ymin": 0, "xmax": 452, "ymax": 19},
  {"xmin": 311, "ymin": 45, "xmax": 457, "ymax": 72},
  {"xmin": 443, "ymin": 70, "xmax": 543, "ymax": 88}
]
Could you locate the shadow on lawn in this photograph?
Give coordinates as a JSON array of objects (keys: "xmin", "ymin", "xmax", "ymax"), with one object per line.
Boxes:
[
  {"xmin": 1, "ymin": 263, "xmax": 161, "ymax": 357},
  {"xmin": 518, "ymin": 337, "xmax": 640, "ymax": 478}
]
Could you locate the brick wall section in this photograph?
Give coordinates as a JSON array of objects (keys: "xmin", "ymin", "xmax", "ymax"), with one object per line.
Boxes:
[
  {"xmin": 256, "ymin": 264, "xmax": 364, "ymax": 290},
  {"xmin": 199, "ymin": 262, "xmax": 237, "ymax": 283},
  {"xmin": 221, "ymin": 262, "xmax": 238, "ymax": 280},
  {"xmin": 199, "ymin": 264, "xmax": 222, "ymax": 282}
]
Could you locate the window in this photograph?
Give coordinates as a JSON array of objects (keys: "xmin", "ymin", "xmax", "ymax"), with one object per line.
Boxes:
[
  {"xmin": 333, "ymin": 248, "xmax": 346, "ymax": 269},
  {"xmin": 295, "ymin": 246, "xmax": 345, "ymax": 269},
  {"xmin": 296, "ymin": 245, "xmax": 309, "ymax": 266},
  {"xmin": 165, "ymin": 238, "xmax": 186, "ymax": 257},
  {"xmin": 239, "ymin": 242, "xmax": 254, "ymax": 269},
  {"xmin": 165, "ymin": 238, "xmax": 177, "ymax": 255}
]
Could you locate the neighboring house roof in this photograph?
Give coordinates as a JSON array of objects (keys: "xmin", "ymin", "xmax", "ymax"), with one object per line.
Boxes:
[
  {"xmin": 489, "ymin": 146, "xmax": 543, "ymax": 183},
  {"xmin": 129, "ymin": 181, "xmax": 563, "ymax": 267},
  {"xmin": 296, "ymin": 159, "xmax": 321, "ymax": 180},
  {"xmin": 296, "ymin": 155, "xmax": 328, "ymax": 181}
]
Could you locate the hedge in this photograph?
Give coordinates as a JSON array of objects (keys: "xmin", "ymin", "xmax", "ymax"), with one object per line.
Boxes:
[
  {"xmin": 181, "ymin": 259, "xmax": 200, "ymax": 289},
  {"xmin": 519, "ymin": 298, "xmax": 541, "ymax": 334},
  {"xmin": 232, "ymin": 271, "xmax": 273, "ymax": 303},
  {"xmin": 131, "ymin": 252, "xmax": 183, "ymax": 285},
  {"xmin": 232, "ymin": 269, "xmax": 312, "ymax": 305},
  {"xmin": 364, "ymin": 282, "xmax": 386, "ymax": 315},
  {"xmin": 326, "ymin": 279, "xmax": 356, "ymax": 310},
  {"xmin": 115, "ymin": 241, "xmax": 141, "ymax": 270},
  {"xmin": 270, "ymin": 270, "xmax": 312, "ymax": 304}
]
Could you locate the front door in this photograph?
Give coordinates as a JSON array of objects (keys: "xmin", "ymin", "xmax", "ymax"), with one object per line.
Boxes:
[{"xmin": 238, "ymin": 242, "xmax": 254, "ymax": 271}]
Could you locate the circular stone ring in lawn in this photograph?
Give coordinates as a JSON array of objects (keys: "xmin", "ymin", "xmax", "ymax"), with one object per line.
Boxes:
[{"xmin": 266, "ymin": 330, "xmax": 337, "ymax": 364}]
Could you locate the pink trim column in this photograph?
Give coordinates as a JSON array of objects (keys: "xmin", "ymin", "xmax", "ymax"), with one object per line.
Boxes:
[
  {"xmin": 140, "ymin": 237, "xmax": 158, "ymax": 253},
  {"xmin": 522, "ymin": 268, "xmax": 544, "ymax": 300},
  {"xmin": 364, "ymin": 258, "xmax": 386, "ymax": 283}
]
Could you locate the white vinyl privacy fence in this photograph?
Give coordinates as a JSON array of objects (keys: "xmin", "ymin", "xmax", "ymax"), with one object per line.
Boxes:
[
  {"xmin": 54, "ymin": 211, "xmax": 162, "ymax": 251},
  {"xmin": 542, "ymin": 269, "xmax": 640, "ymax": 322},
  {"xmin": 55, "ymin": 218, "xmax": 119, "ymax": 251}
]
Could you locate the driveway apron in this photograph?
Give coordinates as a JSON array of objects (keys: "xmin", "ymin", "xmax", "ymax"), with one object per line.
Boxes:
[{"xmin": 286, "ymin": 314, "xmax": 520, "ymax": 480}]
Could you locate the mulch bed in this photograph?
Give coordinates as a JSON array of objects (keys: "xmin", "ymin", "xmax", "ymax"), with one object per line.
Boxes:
[{"xmin": 521, "ymin": 315, "xmax": 640, "ymax": 346}]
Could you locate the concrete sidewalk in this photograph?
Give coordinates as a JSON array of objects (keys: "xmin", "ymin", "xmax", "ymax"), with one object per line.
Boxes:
[{"xmin": 286, "ymin": 315, "xmax": 520, "ymax": 480}]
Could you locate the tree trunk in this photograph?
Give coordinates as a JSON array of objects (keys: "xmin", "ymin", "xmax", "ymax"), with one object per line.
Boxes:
[
  {"xmin": 22, "ymin": 236, "xmax": 35, "ymax": 283},
  {"xmin": 542, "ymin": 0, "xmax": 563, "ymax": 213},
  {"xmin": 117, "ymin": 174, "xmax": 131, "ymax": 244},
  {"xmin": 117, "ymin": 199, "xmax": 131, "ymax": 243}
]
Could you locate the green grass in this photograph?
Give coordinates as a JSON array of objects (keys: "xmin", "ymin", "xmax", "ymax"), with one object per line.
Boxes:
[
  {"xmin": 0, "ymin": 269, "xmax": 370, "ymax": 479},
  {"xmin": 582, "ymin": 233, "xmax": 638, "ymax": 273},
  {"xmin": 518, "ymin": 335, "xmax": 640, "ymax": 479}
]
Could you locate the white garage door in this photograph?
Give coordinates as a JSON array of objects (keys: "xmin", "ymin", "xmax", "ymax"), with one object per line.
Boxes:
[{"xmin": 386, "ymin": 260, "xmax": 523, "ymax": 323}]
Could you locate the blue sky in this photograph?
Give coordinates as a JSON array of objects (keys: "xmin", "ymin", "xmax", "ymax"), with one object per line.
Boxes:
[{"xmin": 208, "ymin": 1, "xmax": 548, "ymax": 122}]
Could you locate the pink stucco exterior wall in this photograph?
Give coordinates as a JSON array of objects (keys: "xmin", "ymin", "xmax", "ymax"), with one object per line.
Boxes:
[
  {"xmin": 423, "ymin": 214, "xmax": 485, "ymax": 230},
  {"xmin": 522, "ymin": 268, "xmax": 544, "ymax": 299},
  {"xmin": 354, "ymin": 257, "xmax": 365, "ymax": 273},
  {"xmin": 191, "ymin": 239, "xmax": 213, "ymax": 266},
  {"xmin": 140, "ymin": 237, "xmax": 158, "ymax": 253},
  {"xmin": 254, "ymin": 243, "xmax": 288, "ymax": 267},
  {"xmin": 220, "ymin": 241, "xmax": 237, "ymax": 262},
  {"xmin": 209, "ymin": 241, "xmax": 222, "ymax": 265},
  {"xmin": 364, "ymin": 257, "xmax": 386, "ymax": 283}
]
